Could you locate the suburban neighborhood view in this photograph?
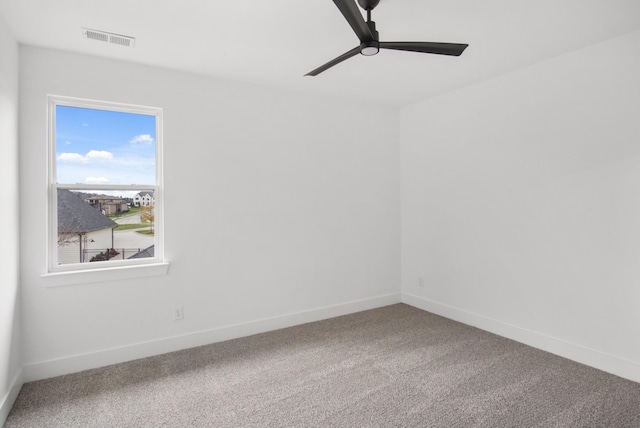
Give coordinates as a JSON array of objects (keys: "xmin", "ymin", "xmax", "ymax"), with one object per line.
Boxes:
[
  {"xmin": 53, "ymin": 103, "xmax": 158, "ymax": 266},
  {"xmin": 57, "ymin": 189, "xmax": 155, "ymax": 264}
]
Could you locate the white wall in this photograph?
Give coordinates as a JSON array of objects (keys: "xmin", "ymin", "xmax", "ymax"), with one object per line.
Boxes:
[
  {"xmin": 19, "ymin": 46, "xmax": 400, "ymax": 380},
  {"xmin": 17, "ymin": 22, "xmax": 640, "ymax": 392},
  {"xmin": 401, "ymin": 30, "xmax": 640, "ymax": 382},
  {"xmin": 0, "ymin": 15, "xmax": 23, "ymax": 425}
]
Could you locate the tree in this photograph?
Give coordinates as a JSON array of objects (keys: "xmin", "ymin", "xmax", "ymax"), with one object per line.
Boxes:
[{"xmin": 140, "ymin": 205, "xmax": 155, "ymax": 233}]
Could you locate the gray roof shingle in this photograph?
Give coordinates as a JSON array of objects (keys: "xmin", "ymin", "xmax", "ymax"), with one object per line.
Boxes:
[
  {"xmin": 127, "ymin": 245, "xmax": 155, "ymax": 259},
  {"xmin": 58, "ymin": 189, "xmax": 118, "ymax": 234}
]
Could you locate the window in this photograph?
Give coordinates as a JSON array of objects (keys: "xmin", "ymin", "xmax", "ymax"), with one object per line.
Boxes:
[{"xmin": 47, "ymin": 96, "xmax": 164, "ymax": 275}]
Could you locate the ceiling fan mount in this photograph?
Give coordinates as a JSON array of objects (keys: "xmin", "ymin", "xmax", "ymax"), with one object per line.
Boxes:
[
  {"xmin": 357, "ymin": 0, "xmax": 380, "ymax": 11},
  {"xmin": 305, "ymin": 0, "xmax": 468, "ymax": 76}
]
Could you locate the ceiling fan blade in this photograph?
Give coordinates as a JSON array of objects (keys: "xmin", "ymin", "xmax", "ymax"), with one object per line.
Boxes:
[
  {"xmin": 380, "ymin": 41, "xmax": 468, "ymax": 56},
  {"xmin": 333, "ymin": 0, "xmax": 373, "ymax": 42},
  {"xmin": 305, "ymin": 46, "xmax": 361, "ymax": 76}
]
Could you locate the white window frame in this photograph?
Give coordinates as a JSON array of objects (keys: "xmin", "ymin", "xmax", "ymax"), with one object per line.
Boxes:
[{"xmin": 44, "ymin": 95, "xmax": 168, "ymax": 284}]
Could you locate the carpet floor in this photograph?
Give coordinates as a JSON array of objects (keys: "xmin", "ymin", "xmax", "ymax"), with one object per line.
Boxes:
[{"xmin": 6, "ymin": 304, "xmax": 640, "ymax": 427}]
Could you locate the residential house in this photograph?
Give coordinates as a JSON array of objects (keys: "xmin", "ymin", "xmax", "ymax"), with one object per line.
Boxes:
[
  {"xmin": 57, "ymin": 189, "xmax": 118, "ymax": 264},
  {"xmin": 84, "ymin": 194, "xmax": 129, "ymax": 215},
  {"xmin": 127, "ymin": 245, "xmax": 154, "ymax": 259},
  {"xmin": 133, "ymin": 191, "xmax": 154, "ymax": 207}
]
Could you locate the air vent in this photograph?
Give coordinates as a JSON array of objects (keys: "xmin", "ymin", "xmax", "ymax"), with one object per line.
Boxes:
[{"xmin": 81, "ymin": 28, "xmax": 135, "ymax": 48}]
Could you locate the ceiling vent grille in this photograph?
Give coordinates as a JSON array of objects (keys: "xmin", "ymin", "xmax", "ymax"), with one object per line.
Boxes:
[{"xmin": 82, "ymin": 28, "xmax": 135, "ymax": 48}]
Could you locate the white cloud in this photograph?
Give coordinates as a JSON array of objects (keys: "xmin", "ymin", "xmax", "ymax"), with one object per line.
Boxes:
[
  {"xmin": 130, "ymin": 134, "xmax": 154, "ymax": 145},
  {"xmin": 57, "ymin": 153, "xmax": 88, "ymax": 163},
  {"xmin": 57, "ymin": 150, "xmax": 113, "ymax": 163},
  {"xmin": 85, "ymin": 177, "xmax": 110, "ymax": 184},
  {"xmin": 86, "ymin": 150, "xmax": 113, "ymax": 160}
]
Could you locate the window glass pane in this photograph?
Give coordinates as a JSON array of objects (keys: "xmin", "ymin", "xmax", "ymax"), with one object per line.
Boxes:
[
  {"xmin": 49, "ymin": 98, "xmax": 162, "ymax": 273},
  {"xmin": 57, "ymin": 189, "xmax": 155, "ymax": 265},
  {"xmin": 55, "ymin": 105, "xmax": 156, "ymax": 185}
]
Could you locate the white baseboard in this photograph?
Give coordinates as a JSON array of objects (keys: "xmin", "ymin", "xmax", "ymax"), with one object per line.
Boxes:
[
  {"xmin": 24, "ymin": 293, "xmax": 401, "ymax": 382},
  {"xmin": 402, "ymin": 292, "xmax": 640, "ymax": 384},
  {"xmin": 0, "ymin": 368, "xmax": 23, "ymax": 426}
]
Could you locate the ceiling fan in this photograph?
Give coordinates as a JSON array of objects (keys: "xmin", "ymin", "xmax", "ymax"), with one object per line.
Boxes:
[{"xmin": 306, "ymin": 0, "xmax": 468, "ymax": 76}]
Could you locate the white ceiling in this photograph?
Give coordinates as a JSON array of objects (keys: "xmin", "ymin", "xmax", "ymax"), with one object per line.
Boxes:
[{"xmin": 2, "ymin": 0, "xmax": 640, "ymax": 107}]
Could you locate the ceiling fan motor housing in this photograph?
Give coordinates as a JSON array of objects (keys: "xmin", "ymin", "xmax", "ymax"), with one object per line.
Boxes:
[
  {"xmin": 360, "ymin": 40, "xmax": 379, "ymax": 56},
  {"xmin": 360, "ymin": 20, "xmax": 379, "ymax": 55}
]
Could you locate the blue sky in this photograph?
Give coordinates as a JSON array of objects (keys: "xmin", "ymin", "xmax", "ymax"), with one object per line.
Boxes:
[{"xmin": 56, "ymin": 105, "xmax": 156, "ymax": 187}]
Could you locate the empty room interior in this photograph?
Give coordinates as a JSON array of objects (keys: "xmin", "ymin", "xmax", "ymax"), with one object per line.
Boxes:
[{"xmin": 2, "ymin": 0, "xmax": 640, "ymax": 426}]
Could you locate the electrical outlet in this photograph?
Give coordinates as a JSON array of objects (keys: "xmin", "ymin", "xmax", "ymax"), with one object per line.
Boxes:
[
  {"xmin": 418, "ymin": 277, "xmax": 425, "ymax": 287},
  {"xmin": 174, "ymin": 306, "xmax": 184, "ymax": 321}
]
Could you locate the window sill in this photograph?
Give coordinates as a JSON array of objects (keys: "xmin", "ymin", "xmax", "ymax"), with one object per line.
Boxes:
[{"xmin": 41, "ymin": 262, "xmax": 170, "ymax": 287}]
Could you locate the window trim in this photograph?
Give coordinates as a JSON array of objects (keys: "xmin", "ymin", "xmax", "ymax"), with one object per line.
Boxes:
[{"xmin": 46, "ymin": 95, "xmax": 166, "ymax": 278}]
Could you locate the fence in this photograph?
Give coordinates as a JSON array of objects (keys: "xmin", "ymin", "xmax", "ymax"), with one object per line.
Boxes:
[{"xmin": 82, "ymin": 248, "xmax": 150, "ymax": 262}]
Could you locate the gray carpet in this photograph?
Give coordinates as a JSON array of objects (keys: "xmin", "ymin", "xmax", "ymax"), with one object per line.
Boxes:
[{"xmin": 6, "ymin": 304, "xmax": 640, "ymax": 427}]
